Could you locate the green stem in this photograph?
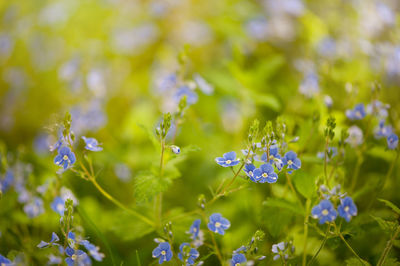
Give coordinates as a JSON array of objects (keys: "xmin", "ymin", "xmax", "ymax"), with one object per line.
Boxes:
[
  {"xmin": 308, "ymin": 224, "xmax": 331, "ymax": 266},
  {"xmin": 156, "ymin": 139, "xmax": 166, "ymax": 227},
  {"xmin": 302, "ymin": 199, "xmax": 311, "ymax": 266},
  {"xmin": 377, "ymin": 225, "xmax": 400, "ymax": 266},
  {"xmin": 334, "ymin": 224, "xmax": 366, "ymax": 265},
  {"xmin": 286, "ymin": 172, "xmax": 304, "ymax": 208}
]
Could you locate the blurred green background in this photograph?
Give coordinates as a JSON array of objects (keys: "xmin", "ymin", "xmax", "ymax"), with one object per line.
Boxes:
[{"xmin": 0, "ymin": 0, "xmax": 400, "ymax": 265}]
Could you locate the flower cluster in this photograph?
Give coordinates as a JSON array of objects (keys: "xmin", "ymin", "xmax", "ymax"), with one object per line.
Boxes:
[{"xmin": 312, "ymin": 196, "xmax": 357, "ymax": 224}]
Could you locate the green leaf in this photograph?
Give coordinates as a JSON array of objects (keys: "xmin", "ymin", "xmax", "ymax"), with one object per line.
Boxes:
[
  {"xmin": 345, "ymin": 258, "xmax": 371, "ymax": 266},
  {"xmin": 134, "ymin": 172, "xmax": 170, "ymax": 203},
  {"xmin": 111, "ymin": 210, "xmax": 155, "ymax": 241},
  {"xmin": 293, "ymin": 170, "xmax": 317, "ymax": 199},
  {"xmin": 370, "ymin": 215, "xmax": 398, "ymax": 234},
  {"xmin": 263, "ymin": 197, "xmax": 304, "ymax": 216},
  {"xmin": 383, "ymin": 258, "xmax": 400, "ymax": 266},
  {"xmin": 378, "ymin": 199, "xmax": 400, "ymax": 215}
]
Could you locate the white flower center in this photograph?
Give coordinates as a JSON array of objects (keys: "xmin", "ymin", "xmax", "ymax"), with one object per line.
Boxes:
[
  {"xmin": 215, "ymin": 222, "xmax": 221, "ymax": 228},
  {"xmin": 287, "ymin": 160, "xmax": 293, "ymax": 165},
  {"xmin": 71, "ymin": 254, "xmax": 77, "ymax": 261},
  {"xmin": 57, "ymin": 204, "xmax": 64, "ymax": 213},
  {"xmin": 322, "ymin": 209, "xmax": 329, "ymax": 216},
  {"xmin": 262, "ymin": 173, "xmax": 268, "ymax": 178},
  {"xmin": 161, "ymin": 251, "xmax": 166, "ymax": 256},
  {"xmin": 226, "ymin": 160, "xmax": 232, "ymax": 164},
  {"xmin": 344, "ymin": 206, "xmax": 349, "ymax": 212},
  {"xmin": 193, "ymin": 228, "xmax": 197, "ymax": 232},
  {"xmin": 269, "ymin": 155, "xmax": 274, "ymax": 160},
  {"xmin": 249, "ymin": 171, "xmax": 253, "ymax": 176},
  {"xmin": 63, "ymin": 155, "xmax": 69, "ymax": 161}
]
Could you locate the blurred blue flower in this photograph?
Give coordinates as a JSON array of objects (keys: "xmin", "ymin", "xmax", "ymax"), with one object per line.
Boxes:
[
  {"xmin": 346, "ymin": 104, "xmax": 366, "ymax": 120},
  {"xmin": 65, "ymin": 247, "xmax": 91, "ymax": 266},
  {"xmin": 48, "ymin": 254, "xmax": 62, "ymax": 265},
  {"xmin": 54, "ymin": 147, "xmax": 76, "ymax": 170},
  {"xmin": 338, "ymin": 197, "xmax": 357, "ymax": 222},
  {"xmin": 174, "ymin": 86, "xmax": 198, "ymax": 105},
  {"xmin": 51, "ymin": 197, "xmax": 65, "ymax": 216},
  {"xmin": 189, "ymin": 219, "xmax": 201, "ymax": 240},
  {"xmin": 299, "ymin": 73, "xmax": 319, "ymax": 98},
  {"xmin": 208, "ymin": 213, "xmax": 230, "ymax": 235},
  {"xmin": 0, "ymin": 170, "xmax": 13, "ymax": 193},
  {"xmin": 152, "ymin": 242, "xmax": 173, "ymax": 264},
  {"xmin": 317, "ymin": 147, "xmax": 338, "ymax": 161},
  {"xmin": 246, "ymin": 17, "xmax": 269, "ymax": 41},
  {"xmin": 215, "ymin": 152, "xmax": 240, "ymax": 167},
  {"xmin": 243, "ymin": 163, "xmax": 258, "ymax": 182},
  {"xmin": 366, "ymin": 100, "xmax": 390, "ymax": 118},
  {"xmin": 178, "ymin": 243, "xmax": 199, "ymax": 265},
  {"xmin": 38, "ymin": 232, "xmax": 60, "ymax": 248},
  {"xmin": 311, "ymin": 200, "xmax": 337, "ymax": 224},
  {"xmin": 346, "ymin": 126, "xmax": 363, "ymax": 147},
  {"xmin": 80, "ymin": 240, "xmax": 104, "ymax": 261},
  {"xmin": 82, "ymin": 136, "xmax": 102, "ymax": 152},
  {"xmin": 24, "ymin": 197, "xmax": 44, "ymax": 218},
  {"xmin": 193, "ymin": 74, "xmax": 214, "ymax": 95},
  {"xmin": 282, "ymin": 151, "xmax": 301, "ymax": 173},
  {"xmin": 387, "ymin": 133, "xmax": 398, "ymax": 150},
  {"xmin": 231, "ymin": 253, "xmax": 246, "ymax": 265},
  {"xmin": 374, "ymin": 120, "xmax": 393, "ymax": 139},
  {"xmin": 253, "ymin": 163, "xmax": 278, "ymax": 183},
  {"xmin": 0, "ymin": 254, "xmax": 12, "ymax": 265},
  {"xmin": 272, "ymin": 242, "xmax": 286, "ymax": 261}
]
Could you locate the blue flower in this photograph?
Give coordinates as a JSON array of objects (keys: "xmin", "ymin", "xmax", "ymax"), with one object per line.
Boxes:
[
  {"xmin": 282, "ymin": 151, "xmax": 301, "ymax": 173},
  {"xmin": 189, "ymin": 219, "xmax": 201, "ymax": 240},
  {"xmin": 48, "ymin": 254, "xmax": 62, "ymax": 265},
  {"xmin": 174, "ymin": 86, "xmax": 198, "ymax": 105},
  {"xmin": 82, "ymin": 137, "xmax": 103, "ymax": 152},
  {"xmin": 193, "ymin": 74, "xmax": 214, "ymax": 95},
  {"xmin": 272, "ymin": 242, "xmax": 288, "ymax": 261},
  {"xmin": 51, "ymin": 197, "xmax": 65, "ymax": 216},
  {"xmin": 346, "ymin": 104, "xmax": 366, "ymax": 120},
  {"xmin": 152, "ymin": 242, "xmax": 173, "ymax": 264},
  {"xmin": 253, "ymin": 163, "xmax": 278, "ymax": 183},
  {"xmin": 215, "ymin": 152, "xmax": 240, "ymax": 167},
  {"xmin": 311, "ymin": 200, "xmax": 337, "ymax": 224},
  {"xmin": 374, "ymin": 120, "xmax": 393, "ymax": 139},
  {"xmin": 299, "ymin": 72, "xmax": 319, "ymax": 98},
  {"xmin": 231, "ymin": 253, "xmax": 246, "ymax": 266},
  {"xmin": 338, "ymin": 197, "xmax": 357, "ymax": 222},
  {"xmin": 208, "ymin": 213, "xmax": 230, "ymax": 235},
  {"xmin": 65, "ymin": 247, "xmax": 91, "ymax": 266},
  {"xmin": 387, "ymin": 133, "xmax": 398, "ymax": 150},
  {"xmin": 54, "ymin": 147, "xmax": 76, "ymax": 170},
  {"xmin": 24, "ymin": 197, "xmax": 44, "ymax": 218},
  {"xmin": 80, "ymin": 240, "xmax": 105, "ymax": 261},
  {"xmin": 0, "ymin": 170, "xmax": 13, "ymax": 193},
  {"xmin": 243, "ymin": 164, "xmax": 258, "ymax": 182},
  {"xmin": 0, "ymin": 254, "xmax": 12, "ymax": 265},
  {"xmin": 37, "ymin": 232, "xmax": 60, "ymax": 248},
  {"xmin": 178, "ymin": 243, "xmax": 199, "ymax": 265},
  {"xmin": 67, "ymin": 231, "xmax": 77, "ymax": 248}
]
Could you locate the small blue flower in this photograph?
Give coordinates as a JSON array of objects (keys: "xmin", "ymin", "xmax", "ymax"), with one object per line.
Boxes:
[
  {"xmin": 178, "ymin": 243, "xmax": 199, "ymax": 265},
  {"xmin": 82, "ymin": 137, "xmax": 103, "ymax": 152},
  {"xmin": 231, "ymin": 253, "xmax": 246, "ymax": 266},
  {"xmin": 338, "ymin": 197, "xmax": 357, "ymax": 222},
  {"xmin": 233, "ymin": 246, "xmax": 247, "ymax": 254},
  {"xmin": 272, "ymin": 242, "xmax": 287, "ymax": 261},
  {"xmin": 51, "ymin": 197, "xmax": 65, "ymax": 216},
  {"xmin": 243, "ymin": 164, "xmax": 258, "ymax": 182},
  {"xmin": 375, "ymin": 120, "xmax": 393, "ymax": 139},
  {"xmin": 37, "ymin": 232, "xmax": 60, "ymax": 248},
  {"xmin": 260, "ymin": 144, "xmax": 281, "ymax": 164},
  {"xmin": 311, "ymin": 200, "xmax": 337, "ymax": 224},
  {"xmin": 208, "ymin": 213, "xmax": 230, "ymax": 235},
  {"xmin": 387, "ymin": 133, "xmax": 398, "ymax": 150},
  {"xmin": 253, "ymin": 163, "xmax": 278, "ymax": 183},
  {"xmin": 65, "ymin": 247, "xmax": 91, "ymax": 266},
  {"xmin": 24, "ymin": 197, "xmax": 44, "ymax": 218},
  {"xmin": 215, "ymin": 152, "xmax": 240, "ymax": 167},
  {"xmin": 152, "ymin": 242, "xmax": 173, "ymax": 264},
  {"xmin": 54, "ymin": 147, "xmax": 76, "ymax": 170},
  {"xmin": 80, "ymin": 240, "xmax": 105, "ymax": 261},
  {"xmin": 189, "ymin": 219, "xmax": 201, "ymax": 240},
  {"xmin": 170, "ymin": 145, "xmax": 180, "ymax": 154},
  {"xmin": 48, "ymin": 254, "xmax": 62, "ymax": 265},
  {"xmin": 0, "ymin": 254, "xmax": 12, "ymax": 265},
  {"xmin": 174, "ymin": 86, "xmax": 198, "ymax": 105},
  {"xmin": 346, "ymin": 103, "xmax": 366, "ymax": 120},
  {"xmin": 0, "ymin": 170, "xmax": 13, "ymax": 193},
  {"xmin": 282, "ymin": 151, "xmax": 301, "ymax": 173}
]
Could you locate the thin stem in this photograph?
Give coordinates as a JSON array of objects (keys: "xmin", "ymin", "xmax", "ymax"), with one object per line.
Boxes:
[
  {"xmin": 333, "ymin": 224, "xmax": 366, "ymax": 265},
  {"xmin": 156, "ymin": 139, "xmax": 166, "ymax": 227},
  {"xmin": 308, "ymin": 224, "xmax": 331, "ymax": 266},
  {"xmin": 324, "ymin": 138, "xmax": 329, "ymax": 181},
  {"xmin": 90, "ymin": 177, "xmax": 155, "ymax": 227},
  {"xmin": 302, "ymin": 199, "xmax": 311, "ymax": 266},
  {"xmin": 286, "ymin": 172, "xmax": 304, "ymax": 208},
  {"xmin": 200, "ymin": 210, "xmax": 223, "ymax": 264},
  {"xmin": 377, "ymin": 225, "xmax": 400, "ymax": 266},
  {"xmin": 350, "ymin": 154, "xmax": 363, "ymax": 193}
]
